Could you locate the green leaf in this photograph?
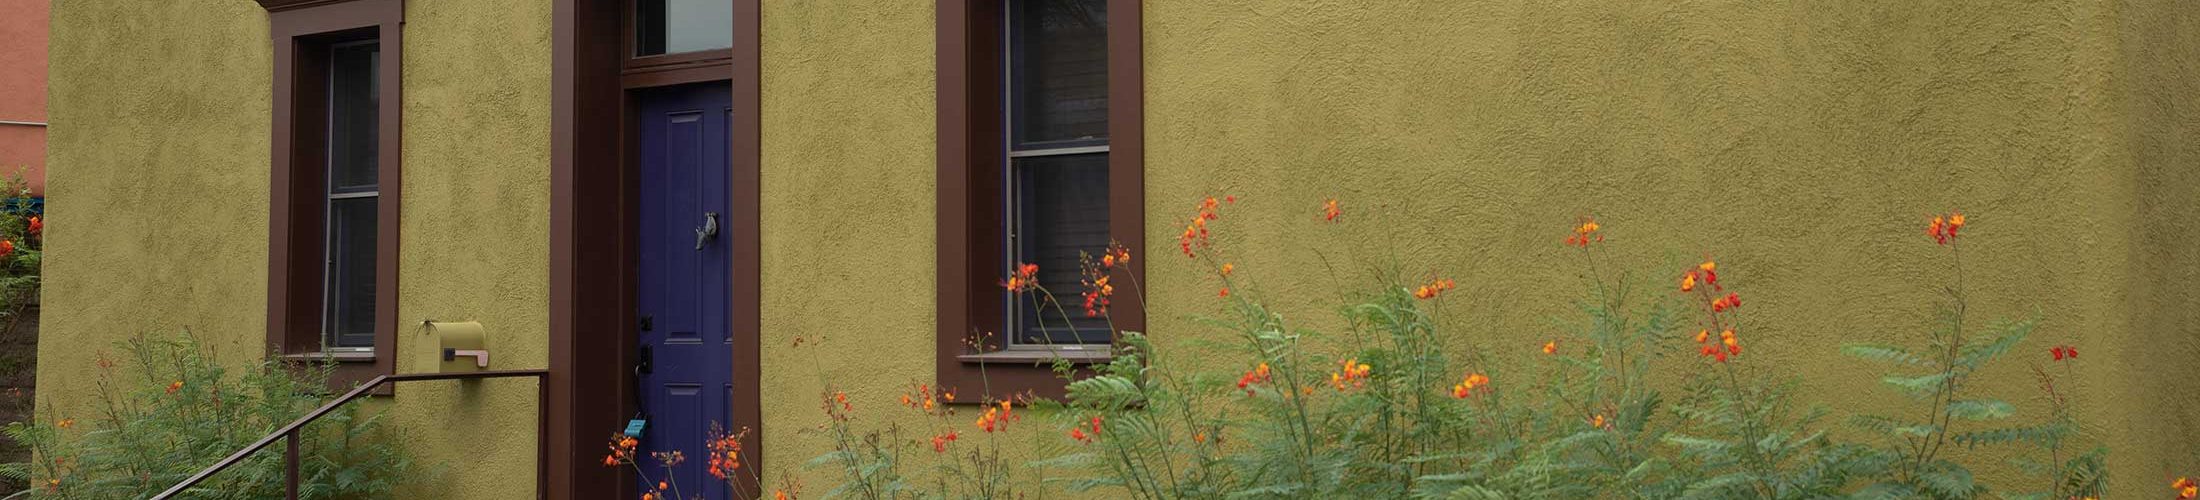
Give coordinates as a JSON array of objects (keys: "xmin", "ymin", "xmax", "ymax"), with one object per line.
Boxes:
[
  {"xmin": 1844, "ymin": 344, "xmax": 1933, "ymax": 367},
  {"xmin": 1880, "ymin": 372, "xmax": 1953, "ymax": 397},
  {"xmin": 1943, "ymin": 399, "xmax": 2014, "ymax": 421}
]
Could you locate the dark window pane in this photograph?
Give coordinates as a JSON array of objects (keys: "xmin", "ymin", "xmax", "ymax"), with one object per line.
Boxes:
[
  {"xmin": 329, "ymin": 42, "xmax": 378, "ymax": 193},
  {"xmin": 1010, "ymin": 0, "xmax": 1108, "ymax": 148},
  {"xmin": 326, "ymin": 197, "xmax": 378, "ymax": 348},
  {"xmin": 1011, "ymin": 153, "xmax": 1109, "ymax": 345},
  {"xmin": 636, "ymin": 0, "xmax": 733, "ymax": 56}
]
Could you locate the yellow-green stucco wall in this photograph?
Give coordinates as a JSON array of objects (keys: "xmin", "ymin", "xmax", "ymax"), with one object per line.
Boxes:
[
  {"xmin": 39, "ymin": 1, "xmax": 552, "ymax": 497},
  {"xmin": 36, "ymin": 0, "xmax": 2199, "ymax": 497},
  {"xmin": 757, "ymin": 0, "xmax": 2200, "ymax": 494}
]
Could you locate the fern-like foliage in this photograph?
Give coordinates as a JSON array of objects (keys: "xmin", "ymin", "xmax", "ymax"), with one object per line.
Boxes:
[{"xmin": 4, "ymin": 331, "xmax": 417, "ymax": 499}]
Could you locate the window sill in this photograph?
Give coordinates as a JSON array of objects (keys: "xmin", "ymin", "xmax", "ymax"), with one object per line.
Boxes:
[
  {"xmin": 956, "ymin": 346, "xmax": 1111, "ymax": 365},
  {"xmin": 279, "ymin": 351, "xmax": 377, "ymax": 363}
]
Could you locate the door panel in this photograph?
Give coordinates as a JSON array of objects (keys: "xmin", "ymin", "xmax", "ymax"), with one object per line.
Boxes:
[{"xmin": 636, "ymin": 81, "xmax": 733, "ymax": 499}]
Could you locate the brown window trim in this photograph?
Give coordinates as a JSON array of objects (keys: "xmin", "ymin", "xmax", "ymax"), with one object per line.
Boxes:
[
  {"xmin": 262, "ymin": 0, "xmax": 403, "ymax": 390},
  {"xmin": 936, "ymin": 0, "xmax": 1144, "ymax": 402}
]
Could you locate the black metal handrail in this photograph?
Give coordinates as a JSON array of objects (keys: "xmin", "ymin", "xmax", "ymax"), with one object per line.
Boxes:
[{"xmin": 152, "ymin": 369, "xmax": 550, "ymax": 500}]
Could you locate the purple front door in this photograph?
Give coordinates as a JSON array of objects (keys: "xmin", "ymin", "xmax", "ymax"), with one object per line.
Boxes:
[{"xmin": 635, "ymin": 81, "xmax": 733, "ymax": 499}]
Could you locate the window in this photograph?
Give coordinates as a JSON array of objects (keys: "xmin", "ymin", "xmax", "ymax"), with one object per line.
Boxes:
[
  {"xmin": 938, "ymin": 0, "xmax": 1141, "ymax": 399},
  {"xmin": 263, "ymin": 0, "xmax": 401, "ymax": 386},
  {"xmin": 324, "ymin": 40, "xmax": 380, "ymax": 350},
  {"xmin": 1006, "ymin": 0, "xmax": 1110, "ymax": 346},
  {"xmin": 635, "ymin": 0, "xmax": 734, "ymax": 56}
]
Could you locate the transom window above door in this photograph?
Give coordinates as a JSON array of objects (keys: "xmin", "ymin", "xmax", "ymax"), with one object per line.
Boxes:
[{"xmin": 634, "ymin": 0, "xmax": 734, "ymax": 56}]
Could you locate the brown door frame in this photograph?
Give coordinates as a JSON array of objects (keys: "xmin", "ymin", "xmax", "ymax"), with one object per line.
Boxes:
[{"xmin": 550, "ymin": 1, "xmax": 762, "ymax": 498}]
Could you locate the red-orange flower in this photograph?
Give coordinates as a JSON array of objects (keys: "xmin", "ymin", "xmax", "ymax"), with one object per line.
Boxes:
[
  {"xmin": 1323, "ymin": 199, "xmax": 1341, "ymax": 222},
  {"xmin": 1697, "ymin": 329, "xmax": 1741, "ymax": 362},
  {"xmin": 975, "ymin": 399, "xmax": 1018, "ymax": 432},
  {"xmin": 1928, "ymin": 211, "xmax": 1968, "ymax": 245},
  {"xmin": 26, "ymin": 216, "xmax": 40, "ymax": 236},
  {"xmin": 2177, "ymin": 477, "xmax": 2197, "ymax": 500},
  {"xmin": 0, "ymin": 239, "xmax": 14, "ymax": 259},
  {"xmin": 1236, "ymin": 362, "xmax": 1273, "ymax": 396},
  {"xmin": 1328, "ymin": 358, "xmax": 1373, "ymax": 391},
  {"xmin": 930, "ymin": 431, "xmax": 959, "ymax": 453},
  {"xmin": 166, "ymin": 380, "xmax": 183, "ymax": 394},
  {"xmin": 1001, "ymin": 263, "xmax": 1039, "ymax": 292},
  {"xmin": 1181, "ymin": 196, "xmax": 1227, "ymax": 257},
  {"xmin": 1542, "ymin": 341, "xmax": 1558, "ymax": 355},
  {"xmin": 1413, "ymin": 278, "xmax": 1456, "ymax": 300},
  {"xmin": 1710, "ymin": 292, "xmax": 1741, "ymax": 313},
  {"xmin": 1450, "ymin": 372, "xmax": 1490, "ymax": 398},
  {"xmin": 1564, "ymin": 217, "xmax": 1604, "ymax": 248}
]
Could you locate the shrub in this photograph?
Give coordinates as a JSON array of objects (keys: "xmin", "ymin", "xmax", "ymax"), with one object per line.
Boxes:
[
  {"xmin": 638, "ymin": 197, "xmax": 2108, "ymax": 499},
  {"xmin": 1, "ymin": 332, "xmax": 415, "ymax": 499},
  {"xmin": 1021, "ymin": 199, "xmax": 2104, "ymax": 499}
]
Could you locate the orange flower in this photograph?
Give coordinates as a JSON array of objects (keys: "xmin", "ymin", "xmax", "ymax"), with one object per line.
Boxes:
[
  {"xmin": 2177, "ymin": 477, "xmax": 2197, "ymax": 500},
  {"xmin": 1413, "ymin": 278, "xmax": 1456, "ymax": 300},
  {"xmin": 1589, "ymin": 413, "xmax": 1608, "ymax": 429},
  {"xmin": 1220, "ymin": 263, "xmax": 1234, "ymax": 276},
  {"xmin": 1679, "ymin": 272, "xmax": 1696, "ymax": 292},
  {"xmin": 56, "ymin": 419, "xmax": 73, "ymax": 429},
  {"xmin": 1218, "ymin": 287, "xmax": 1230, "ymax": 297},
  {"xmin": 1542, "ymin": 341, "xmax": 1558, "ymax": 355},
  {"xmin": 166, "ymin": 380, "xmax": 184, "ymax": 394},
  {"xmin": 0, "ymin": 239, "xmax": 14, "ymax": 259},
  {"xmin": 1001, "ymin": 263, "xmax": 1040, "ymax": 292},
  {"xmin": 1329, "ymin": 358, "xmax": 1373, "ymax": 391},
  {"xmin": 26, "ymin": 216, "xmax": 40, "ymax": 236},
  {"xmin": 1710, "ymin": 292, "xmax": 1741, "ymax": 313},
  {"xmin": 1323, "ymin": 199, "xmax": 1341, "ymax": 222},
  {"xmin": 1450, "ymin": 373, "xmax": 1490, "ymax": 398},
  {"xmin": 1564, "ymin": 217, "xmax": 1604, "ymax": 248},
  {"xmin": 642, "ymin": 493, "xmax": 656, "ymax": 500},
  {"xmin": 1236, "ymin": 362, "xmax": 1273, "ymax": 396},
  {"xmin": 1698, "ymin": 329, "xmax": 1741, "ymax": 362},
  {"xmin": 1181, "ymin": 197, "xmax": 1226, "ymax": 257},
  {"xmin": 658, "ymin": 481, "xmax": 668, "ymax": 491},
  {"xmin": 1928, "ymin": 211, "xmax": 1967, "ymax": 245},
  {"xmin": 930, "ymin": 431, "xmax": 959, "ymax": 452},
  {"xmin": 1193, "ymin": 432, "xmax": 1207, "ymax": 444},
  {"xmin": 775, "ymin": 490, "xmax": 791, "ymax": 500}
]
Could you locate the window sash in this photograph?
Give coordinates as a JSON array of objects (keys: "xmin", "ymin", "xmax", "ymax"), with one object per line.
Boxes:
[{"xmin": 323, "ymin": 38, "xmax": 380, "ymax": 351}]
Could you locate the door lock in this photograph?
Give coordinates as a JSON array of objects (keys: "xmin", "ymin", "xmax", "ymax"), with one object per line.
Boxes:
[{"xmin": 694, "ymin": 212, "xmax": 720, "ymax": 250}]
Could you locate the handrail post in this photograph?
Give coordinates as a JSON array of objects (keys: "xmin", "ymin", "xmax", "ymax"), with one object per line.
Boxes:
[{"xmin": 286, "ymin": 430, "xmax": 301, "ymax": 500}]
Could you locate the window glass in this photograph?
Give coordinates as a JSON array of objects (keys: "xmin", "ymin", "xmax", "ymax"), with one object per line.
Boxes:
[
  {"xmin": 1010, "ymin": 153, "xmax": 1110, "ymax": 345},
  {"xmin": 1009, "ymin": 0, "xmax": 1108, "ymax": 148},
  {"xmin": 328, "ymin": 42, "xmax": 378, "ymax": 192},
  {"xmin": 325, "ymin": 197, "xmax": 378, "ymax": 348},
  {"xmin": 326, "ymin": 40, "xmax": 380, "ymax": 350},
  {"xmin": 637, "ymin": 0, "xmax": 734, "ymax": 56}
]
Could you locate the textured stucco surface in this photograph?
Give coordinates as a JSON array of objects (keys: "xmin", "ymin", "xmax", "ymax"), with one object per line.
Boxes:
[
  {"xmin": 39, "ymin": 1, "xmax": 552, "ymax": 497},
  {"xmin": 40, "ymin": 0, "xmax": 274, "ymax": 424},
  {"xmin": 386, "ymin": 0, "xmax": 553, "ymax": 497},
  {"xmin": 755, "ymin": 0, "xmax": 951, "ymax": 489},
  {"xmin": 1136, "ymin": 0, "xmax": 2196, "ymax": 490}
]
